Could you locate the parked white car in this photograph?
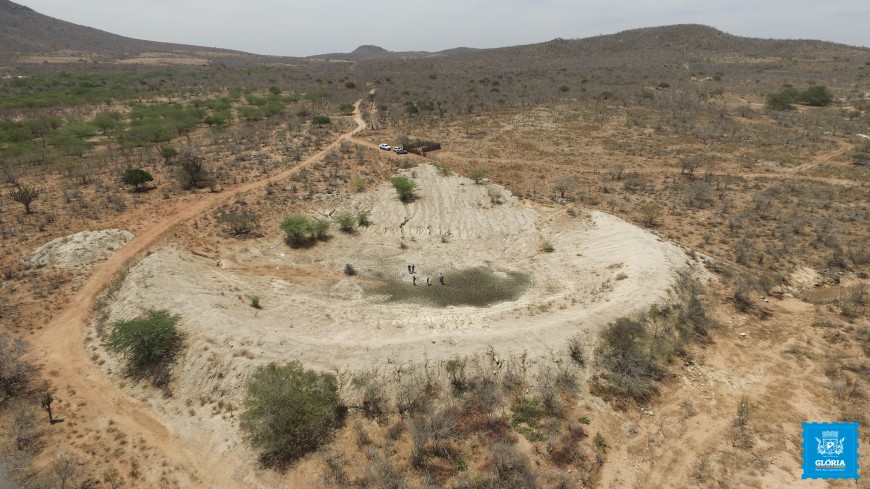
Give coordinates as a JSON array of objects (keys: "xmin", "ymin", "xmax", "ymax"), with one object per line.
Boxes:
[{"xmin": 379, "ymin": 143, "xmax": 391, "ymax": 150}]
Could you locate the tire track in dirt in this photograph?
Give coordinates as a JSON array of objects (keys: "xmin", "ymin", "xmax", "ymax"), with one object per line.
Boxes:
[{"xmin": 32, "ymin": 101, "xmax": 366, "ymax": 488}]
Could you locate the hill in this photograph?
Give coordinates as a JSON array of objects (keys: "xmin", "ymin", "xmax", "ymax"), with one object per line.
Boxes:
[
  {"xmin": 429, "ymin": 24, "xmax": 870, "ymax": 70},
  {"xmin": 0, "ymin": 0, "xmax": 269, "ymax": 65},
  {"xmin": 313, "ymin": 44, "xmax": 480, "ymax": 61}
]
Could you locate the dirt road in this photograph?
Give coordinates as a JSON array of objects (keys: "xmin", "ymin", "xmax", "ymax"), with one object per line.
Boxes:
[{"xmin": 32, "ymin": 101, "xmax": 367, "ymax": 488}]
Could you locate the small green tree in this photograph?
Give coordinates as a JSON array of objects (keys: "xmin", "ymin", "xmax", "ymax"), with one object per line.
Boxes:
[
  {"xmin": 121, "ymin": 168, "xmax": 154, "ymax": 192},
  {"xmin": 280, "ymin": 215, "xmax": 313, "ymax": 246},
  {"xmin": 106, "ymin": 310, "xmax": 181, "ymax": 377},
  {"xmin": 312, "ymin": 115, "xmax": 331, "ymax": 127},
  {"xmin": 159, "ymin": 145, "xmax": 178, "ymax": 165},
  {"xmin": 391, "ymin": 176, "xmax": 417, "ymax": 203},
  {"xmin": 798, "ymin": 85, "xmax": 833, "ymax": 106},
  {"xmin": 765, "ymin": 91, "xmax": 796, "ymax": 110},
  {"xmin": 240, "ymin": 361, "xmax": 341, "ymax": 467},
  {"xmin": 765, "ymin": 85, "xmax": 801, "ymax": 110},
  {"xmin": 92, "ymin": 111, "xmax": 123, "ymax": 134}
]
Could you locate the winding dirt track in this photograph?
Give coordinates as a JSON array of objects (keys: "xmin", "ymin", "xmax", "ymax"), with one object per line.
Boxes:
[{"xmin": 33, "ymin": 101, "xmax": 366, "ymax": 487}]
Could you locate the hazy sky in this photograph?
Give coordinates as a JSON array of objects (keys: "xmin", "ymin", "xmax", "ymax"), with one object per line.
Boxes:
[{"xmin": 14, "ymin": 0, "xmax": 870, "ymax": 56}]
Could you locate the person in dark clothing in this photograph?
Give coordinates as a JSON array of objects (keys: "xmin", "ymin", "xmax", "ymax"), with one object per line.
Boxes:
[
  {"xmin": 412, "ymin": 275, "xmax": 417, "ymax": 286},
  {"xmin": 426, "ymin": 276, "xmax": 432, "ymax": 286},
  {"xmin": 439, "ymin": 272, "xmax": 445, "ymax": 285}
]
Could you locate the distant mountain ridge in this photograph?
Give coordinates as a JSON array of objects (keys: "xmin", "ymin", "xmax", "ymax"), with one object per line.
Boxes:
[
  {"xmin": 313, "ymin": 44, "xmax": 480, "ymax": 61},
  {"xmin": 313, "ymin": 24, "xmax": 867, "ymax": 62},
  {"xmin": 0, "ymin": 0, "xmax": 866, "ymax": 67}
]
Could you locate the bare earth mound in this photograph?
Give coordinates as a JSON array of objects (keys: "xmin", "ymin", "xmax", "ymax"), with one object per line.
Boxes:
[
  {"xmin": 28, "ymin": 229, "xmax": 134, "ymax": 270},
  {"xmin": 90, "ymin": 165, "xmax": 698, "ymax": 483}
]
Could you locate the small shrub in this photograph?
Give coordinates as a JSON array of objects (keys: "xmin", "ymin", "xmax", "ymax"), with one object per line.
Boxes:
[
  {"xmin": 311, "ymin": 220, "xmax": 330, "ymax": 240},
  {"xmin": 351, "ymin": 177, "xmax": 366, "ymax": 192},
  {"xmin": 445, "ymin": 357, "xmax": 470, "ymax": 394},
  {"xmin": 489, "ymin": 443, "xmax": 537, "ymax": 487},
  {"xmin": 638, "ymin": 202, "xmax": 662, "ymax": 227},
  {"xmin": 567, "ymin": 334, "xmax": 585, "ymax": 366},
  {"xmin": 511, "ymin": 397, "xmax": 545, "ymax": 427},
  {"xmin": 217, "ymin": 211, "xmax": 260, "ymax": 236},
  {"xmin": 387, "ymin": 419, "xmax": 407, "ymax": 440},
  {"xmin": 280, "ymin": 215, "xmax": 312, "ymax": 246},
  {"xmin": 356, "ymin": 210, "xmax": 370, "ymax": 226},
  {"xmin": 391, "ymin": 176, "xmax": 417, "ymax": 202},
  {"xmin": 0, "ymin": 334, "xmax": 30, "ymax": 401},
  {"xmin": 488, "ymin": 187, "xmax": 503, "ymax": 205},
  {"xmin": 596, "ymin": 317, "xmax": 663, "ymax": 403},
  {"xmin": 334, "ymin": 212, "xmax": 356, "ymax": 233},
  {"xmin": 731, "ymin": 397, "xmax": 755, "ymax": 449},
  {"xmin": 250, "ymin": 296, "xmax": 261, "ymax": 309},
  {"xmin": 176, "ymin": 153, "xmax": 212, "ymax": 189},
  {"xmin": 594, "ymin": 432, "xmax": 607, "ymax": 453},
  {"xmin": 344, "ymin": 264, "xmax": 356, "ymax": 276},
  {"xmin": 733, "ymin": 282, "xmax": 753, "ymax": 312},
  {"xmin": 542, "ymin": 242, "xmax": 555, "ymax": 253}
]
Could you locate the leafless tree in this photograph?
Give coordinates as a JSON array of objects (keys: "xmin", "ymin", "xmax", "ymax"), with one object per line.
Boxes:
[
  {"xmin": 553, "ymin": 176, "xmax": 577, "ymax": 199},
  {"xmin": 52, "ymin": 453, "xmax": 79, "ymax": 489},
  {"xmin": 7, "ymin": 184, "xmax": 40, "ymax": 214},
  {"xmin": 0, "ymin": 334, "xmax": 30, "ymax": 400},
  {"xmin": 680, "ymin": 158, "xmax": 702, "ymax": 179},
  {"xmin": 609, "ymin": 164, "xmax": 626, "ymax": 180},
  {"xmin": 10, "ymin": 403, "xmax": 36, "ymax": 450}
]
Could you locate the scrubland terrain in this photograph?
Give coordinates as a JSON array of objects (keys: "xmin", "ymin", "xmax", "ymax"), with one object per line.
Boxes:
[{"xmin": 0, "ymin": 12, "xmax": 868, "ymax": 489}]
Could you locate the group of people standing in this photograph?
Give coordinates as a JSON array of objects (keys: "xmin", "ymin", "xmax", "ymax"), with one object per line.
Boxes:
[{"xmin": 407, "ymin": 263, "xmax": 445, "ymax": 286}]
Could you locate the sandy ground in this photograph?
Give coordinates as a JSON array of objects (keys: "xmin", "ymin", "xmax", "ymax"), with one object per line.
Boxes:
[
  {"xmin": 102, "ymin": 164, "xmax": 694, "ymax": 374},
  {"xmin": 85, "ymin": 164, "xmax": 699, "ymax": 486}
]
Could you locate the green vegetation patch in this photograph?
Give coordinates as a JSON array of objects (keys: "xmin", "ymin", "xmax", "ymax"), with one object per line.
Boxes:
[
  {"xmin": 105, "ymin": 309, "xmax": 182, "ymax": 385},
  {"xmin": 0, "ymin": 70, "xmax": 181, "ymax": 109},
  {"xmin": 373, "ymin": 267, "xmax": 530, "ymax": 307},
  {"xmin": 240, "ymin": 361, "xmax": 341, "ymax": 468}
]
